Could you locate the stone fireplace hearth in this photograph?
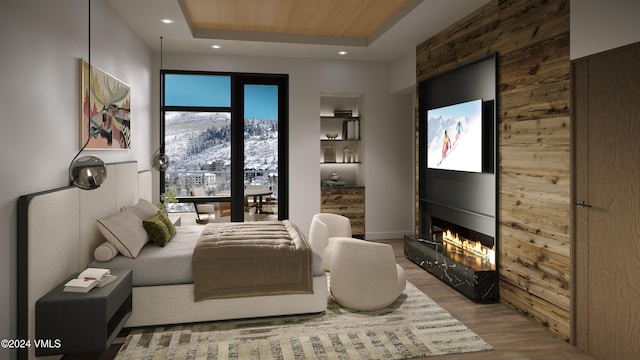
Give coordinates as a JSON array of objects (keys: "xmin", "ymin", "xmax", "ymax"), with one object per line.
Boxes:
[{"xmin": 404, "ymin": 217, "xmax": 499, "ymax": 302}]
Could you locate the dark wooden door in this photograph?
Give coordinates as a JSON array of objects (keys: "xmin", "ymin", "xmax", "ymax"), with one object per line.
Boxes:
[{"xmin": 573, "ymin": 42, "xmax": 640, "ymax": 360}]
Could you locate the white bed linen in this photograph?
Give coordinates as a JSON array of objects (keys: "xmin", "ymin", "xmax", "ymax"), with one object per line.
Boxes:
[
  {"xmin": 90, "ymin": 225, "xmax": 203, "ymax": 286},
  {"xmin": 90, "ymin": 224, "xmax": 324, "ymax": 287}
]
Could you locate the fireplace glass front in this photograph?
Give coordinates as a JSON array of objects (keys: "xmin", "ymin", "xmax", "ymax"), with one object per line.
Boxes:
[{"xmin": 404, "ymin": 217, "xmax": 499, "ymax": 302}]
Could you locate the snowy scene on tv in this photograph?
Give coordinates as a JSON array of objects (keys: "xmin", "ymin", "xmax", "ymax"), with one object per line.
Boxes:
[{"xmin": 426, "ymin": 99, "xmax": 483, "ymax": 173}]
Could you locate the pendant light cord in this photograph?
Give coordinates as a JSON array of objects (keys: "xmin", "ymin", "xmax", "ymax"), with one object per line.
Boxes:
[
  {"xmin": 69, "ymin": 0, "xmax": 92, "ymax": 169},
  {"xmin": 159, "ymin": 36, "xmax": 164, "ymax": 152}
]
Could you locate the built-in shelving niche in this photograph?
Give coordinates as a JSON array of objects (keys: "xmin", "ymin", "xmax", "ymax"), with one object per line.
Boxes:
[{"xmin": 320, "ymin": 94, "xmax": 364, "ymax": 187}]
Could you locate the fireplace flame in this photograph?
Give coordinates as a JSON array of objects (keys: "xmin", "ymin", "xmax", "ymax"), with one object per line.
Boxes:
[{"xmin": 443, "ymin": 229, "xmax": 495, "ymax": 265}]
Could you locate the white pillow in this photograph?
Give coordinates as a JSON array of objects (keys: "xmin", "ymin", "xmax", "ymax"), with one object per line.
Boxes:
[
  {"xmin": 125, "ymin": 198, "xmax": 159, "ymax": 221},
  {"xmin": 96, "ymin": 209, "xmax": 148, "ymax": 258},
  {"xmin": 93, "ymin": 241, "xmax": 119, "ymax": 262}
]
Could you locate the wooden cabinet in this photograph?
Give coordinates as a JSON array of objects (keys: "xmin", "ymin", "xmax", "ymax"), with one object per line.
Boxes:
[{"xmin": 321, "ymin": 187, "xmax": 365, "ymax": 238}]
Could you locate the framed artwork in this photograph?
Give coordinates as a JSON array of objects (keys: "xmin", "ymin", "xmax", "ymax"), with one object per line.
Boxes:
[
  {"xmin": 323, "ymin": 145, "xmax": 336, "ymax": 163},
  {"xmin": 81, "ymin": 59, "xmax": 131, "ymax": 150}
]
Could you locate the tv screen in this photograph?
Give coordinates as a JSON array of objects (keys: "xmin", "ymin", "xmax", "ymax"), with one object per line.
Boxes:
[{"xmin": 427, "ymin": 99, "xmax": 483, "ymax": 173}]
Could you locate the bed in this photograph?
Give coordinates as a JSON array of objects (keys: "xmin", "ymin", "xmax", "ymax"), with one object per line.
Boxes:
[{"xmin": 17, "ymin": 161, "xmax": 327, "ymax": 360}]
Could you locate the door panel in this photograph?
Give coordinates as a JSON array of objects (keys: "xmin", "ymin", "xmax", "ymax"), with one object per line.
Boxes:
[
  {"xmin": 572, "ymin": 59, "xmax": 590, "ymax": 351},
  {"xmin": 243, "ymin": 84, "xmax": 279, "ymax": 221},
  {"xmin": 573, "ymin": 42, "xmax": 640, "ymax": 360}
]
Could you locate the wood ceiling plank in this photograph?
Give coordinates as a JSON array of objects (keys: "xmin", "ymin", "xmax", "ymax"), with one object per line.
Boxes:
[{"xmin": 182, "ymin": 0, "xmax": 410, "ymax": 39}]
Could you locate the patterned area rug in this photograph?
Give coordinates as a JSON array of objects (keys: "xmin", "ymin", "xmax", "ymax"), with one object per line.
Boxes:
[{"xmin": 115, "ymin": 282, "xmax": 492, "ymax": 359}]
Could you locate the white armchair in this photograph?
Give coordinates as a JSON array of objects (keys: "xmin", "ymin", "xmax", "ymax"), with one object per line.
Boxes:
[
  {"xmin": 329, "ymin": 237, "xmax": 406, "ymax": 311},
  {"xmin": 308, "ymin": 213, "xmax": 352, "ymax": 271}
]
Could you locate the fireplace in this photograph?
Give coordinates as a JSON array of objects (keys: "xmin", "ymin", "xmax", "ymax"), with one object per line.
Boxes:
[{"xmin": 404, "ymin": 217, "xmax": 499, "ymax": 302}]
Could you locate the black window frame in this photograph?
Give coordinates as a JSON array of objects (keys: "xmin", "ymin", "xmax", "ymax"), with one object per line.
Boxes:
[{"xmin": 160, "ymin": 70, "xmax": 289, "ymax": 221}]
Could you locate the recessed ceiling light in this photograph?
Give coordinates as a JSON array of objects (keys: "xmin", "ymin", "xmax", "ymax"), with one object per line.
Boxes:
[
  {"xmin": 211, "ymin": 45, "xmax": 221, "ymax": 49},
  {"xmin": 161, "ymin": 19, "xmax": 174, "ymax": 24},
  {"xmin": 338, "ymin": 51, "xmax": 348, "ymax": 55}
]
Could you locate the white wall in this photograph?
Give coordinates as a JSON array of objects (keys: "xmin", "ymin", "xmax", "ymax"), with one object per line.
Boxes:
[
  {"xmin": 160, "ymin": 52, "xmax": 416, "ymax": 238},
  {"xmin": 571, "ymin": 0, "xmax": 640, "ymax": 59},
  {"xmin": 0, "ymin": 0, "xmax": 152, "ymax": 358},
  {"xmin": 389, "ymin": 51, "xmax": 417, "ymax": 94}
]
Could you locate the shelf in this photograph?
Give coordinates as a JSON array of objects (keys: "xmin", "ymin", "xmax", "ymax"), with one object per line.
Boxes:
[
  {"xmin": 321, "ymin": 162, "xmax": 361, "ymax": 164},
  {"xmin": 321, "ymin": 139, "xmax": 360, "ymax": 142},
  {"xmin": 321, "ymin": 115, "xmax": 360, "ymax": 119}
]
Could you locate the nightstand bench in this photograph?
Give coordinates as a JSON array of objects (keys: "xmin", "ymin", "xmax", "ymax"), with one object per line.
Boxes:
[{"xmin": 35, "ymin": 269, "xmax": 132, "ymax": 356}]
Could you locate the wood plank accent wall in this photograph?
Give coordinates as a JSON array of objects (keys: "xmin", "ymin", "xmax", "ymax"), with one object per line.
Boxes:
[{"xmin": 415, "ymin": 0, "xmax": 571, "ymax": 340}]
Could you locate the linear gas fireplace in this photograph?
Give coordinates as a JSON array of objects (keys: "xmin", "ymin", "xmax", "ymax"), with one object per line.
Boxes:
[
  {"xmin": 432, "ymin": 217, "xmax": 495, "ymax": 267},
  {"xmin": 404, "ymin": 216, "xmax": 499, "ymax": 302}
]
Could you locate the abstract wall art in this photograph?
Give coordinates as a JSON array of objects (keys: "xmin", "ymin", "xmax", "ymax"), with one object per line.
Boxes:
[{"xmin": 81, "ymin": 59, "xmax": 131, "ymax": 150}]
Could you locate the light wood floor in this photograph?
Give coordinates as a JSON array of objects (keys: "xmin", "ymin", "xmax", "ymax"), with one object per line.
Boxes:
[{"xmin": 63, "ymin": 213, "xmax": 596, "ymax": 360}]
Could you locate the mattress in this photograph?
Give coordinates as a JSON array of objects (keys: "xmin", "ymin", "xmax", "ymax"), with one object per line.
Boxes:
[{"xmin": 90, "ymin": 224, "xmax": 324, "ymax": 287}]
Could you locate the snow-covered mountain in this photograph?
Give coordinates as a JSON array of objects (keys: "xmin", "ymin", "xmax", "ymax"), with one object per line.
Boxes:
[
  {"xmin": 165, "ymin": 111, "xmax": 278, "ymax": 172},
  {"xmin": 426, "ymin": 105, "xmax": 482, "ymax": 173}
]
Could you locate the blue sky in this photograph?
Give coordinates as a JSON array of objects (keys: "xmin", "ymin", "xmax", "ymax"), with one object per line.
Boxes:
[
  {"xmin": 165, "ymin": 74, "xmax": 230, "ymax": 107},
  {"xmin": 165, "ymin": 74, "xmax": 278, "ymax": 120},
  {"xmin": 244, "ymin": 85, "xmax": 278, "ymax": 120}
]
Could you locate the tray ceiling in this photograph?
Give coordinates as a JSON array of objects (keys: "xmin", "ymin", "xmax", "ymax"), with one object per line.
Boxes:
[
  {"xmin": 180, "ymin": 0, "xmax": 420, "ymax": 46},
  {"xmin": 109, "ymin": 0, "xmax": 491, "ymax": 61}
]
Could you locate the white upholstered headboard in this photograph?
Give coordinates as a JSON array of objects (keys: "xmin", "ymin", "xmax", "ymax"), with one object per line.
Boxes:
[{"xmin": 17, "ymin": 161, "xmax": 151, "ymax": 360}]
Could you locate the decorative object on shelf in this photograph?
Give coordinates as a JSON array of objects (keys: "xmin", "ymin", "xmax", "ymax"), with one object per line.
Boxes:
[
  {"xmin": 325, "ymin": 133, "xmax": 338, "ymax": 140},
  {"xmin": 69, "ymin": 0, "xmax": 107, "ymax": 190},
  {"xmin": 331, "ymin": 172, "xmax": 341, "ymax": 181},
  {"xmin": 342, "ymin": 146, "xmax": 353, "ymax": 163},
  {"xmin": 334, "ymin": 109, "xmax": 353, "ymax": 117},
  {"xmin": 342, "ymin": 118, "xmax": 360, "ymax": 140},
  {"xmin": 323, "ymin": 145, "xmax": 336, "ymax": 163},
  {"xmin": 323, "ymin": 180, "xmax": 345, "ymax": 188},
  {"xmin": 152, "ymin": 36, "xmax": 170, "ymax": 171}
]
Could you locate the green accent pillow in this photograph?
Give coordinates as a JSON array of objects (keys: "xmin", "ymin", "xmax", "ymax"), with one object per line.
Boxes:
[
  {"xmin": 143, "ymin": 212, "xmax": 172, "ymax": 247},
  {"xmin": 157, "ymin": 211, "xmax": 177, "ymax": 237}
]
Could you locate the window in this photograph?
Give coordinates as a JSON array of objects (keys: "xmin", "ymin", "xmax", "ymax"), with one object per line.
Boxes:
[{"xmin": 161, "ymin": 71, "xmax": 288, "ymax": 221}]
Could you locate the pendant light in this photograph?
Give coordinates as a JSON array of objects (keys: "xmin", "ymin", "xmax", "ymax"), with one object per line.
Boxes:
[
  {"xmin": 152, "ymin": 36, "xmax": 170, "ymax": 171},
  {"xmin": 69, "ymin": 0, "xmax": 107, "ymax": 190}
]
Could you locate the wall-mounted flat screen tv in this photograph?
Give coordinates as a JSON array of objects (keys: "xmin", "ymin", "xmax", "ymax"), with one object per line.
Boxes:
[{"xmin": 426, "ymin": 99, "xmax": 483, "ymax": 173}]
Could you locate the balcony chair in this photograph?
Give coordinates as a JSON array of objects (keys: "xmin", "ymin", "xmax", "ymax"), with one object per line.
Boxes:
[{"xmin": 190, "ymin": 188, "xmax": 217, "ymax": 223}]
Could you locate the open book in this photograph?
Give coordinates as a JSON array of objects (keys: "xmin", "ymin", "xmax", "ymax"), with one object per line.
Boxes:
[{"xmin": 63, "ymin": 268, "xmax": 118, "ymax": 293}]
